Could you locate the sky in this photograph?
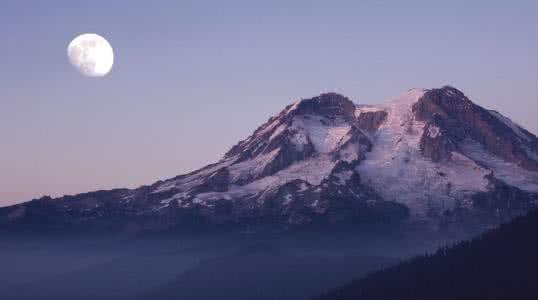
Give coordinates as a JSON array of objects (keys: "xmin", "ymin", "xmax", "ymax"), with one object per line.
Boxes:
[{"xmin": 1, "ymin": 0, "xmax": 537, "ymax": 206}]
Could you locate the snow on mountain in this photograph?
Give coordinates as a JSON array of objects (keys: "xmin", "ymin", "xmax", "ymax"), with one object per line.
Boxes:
[
  {"xmin": 2, "ymin": 86, "xmax": 537, "ymax": 232},
  {"xmin": 488, "ymin": 110, "xmax": 533, "ymax": 142},
  {"xmin": 129, "ymin": 86, "xmax": 538, "ymax": 223},
  {"xmin": 357, "ymin": 89, "xmax": 490, "ymax": 217},
  {"xmin": 460, "ymin": 139, "xmax": 538, "ymax": 193}
]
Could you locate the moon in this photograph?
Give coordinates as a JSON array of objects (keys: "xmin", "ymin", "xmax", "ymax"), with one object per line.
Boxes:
[{"xmin": 67, "ymin": 33, "xmax": 114, "ymax": 77}]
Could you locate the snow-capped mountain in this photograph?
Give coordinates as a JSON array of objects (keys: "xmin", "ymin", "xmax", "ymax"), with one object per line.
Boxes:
[{"xmin": 2, "ymin": 86, "xmax": 538, "ymax": 233}]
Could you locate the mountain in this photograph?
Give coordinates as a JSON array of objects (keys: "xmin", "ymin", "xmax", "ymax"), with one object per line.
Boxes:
[
  {"xmin": 1, "ymin": 86, "xmax": 538, "ymax": 233},
  {"xmin": 315, "ymin": 209, "xmax": 538, "ymax": 300}
]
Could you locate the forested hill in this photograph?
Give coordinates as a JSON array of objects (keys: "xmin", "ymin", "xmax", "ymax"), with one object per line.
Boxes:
[{"xmin": 316, "ymin": 209, "xmax": 538, "ymax": 300}]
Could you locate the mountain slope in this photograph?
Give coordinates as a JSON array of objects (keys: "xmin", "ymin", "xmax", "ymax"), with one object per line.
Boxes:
[
  {"xmin": 1, "ymin": 86, "xmax": 537, "ymax": 233},
  {"xmin": 141, "ymin": 247, "xmax": 395, "ymax": 300},
  {"xmin": 315, "ymin": 209, "xmax": 538, "ymax": 300}
]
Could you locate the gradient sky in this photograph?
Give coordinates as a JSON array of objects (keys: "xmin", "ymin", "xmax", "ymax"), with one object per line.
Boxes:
[{"xmin": 1, "ymin": 0, "xmax": 537, "ymax": 206}]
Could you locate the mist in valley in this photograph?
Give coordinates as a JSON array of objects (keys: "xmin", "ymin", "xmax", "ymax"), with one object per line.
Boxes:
[{"xmin": 0, "ymin": 228, "xmax": 463, "ymax": 300}]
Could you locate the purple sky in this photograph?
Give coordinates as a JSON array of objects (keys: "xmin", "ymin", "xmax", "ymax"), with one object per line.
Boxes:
[{"xmin": 1, "ymin": 0, "xmax": 537, "ymax": 206}]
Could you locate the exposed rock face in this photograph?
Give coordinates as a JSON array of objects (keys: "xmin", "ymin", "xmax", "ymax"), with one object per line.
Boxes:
[
  {"xmin": 293, "ymin": 93, "xmax": 356, "ymax": 122},
  {"xmin": 1, "ymin": 87, "xmax": 537, "ymax": 234},
  {"xmin": 419, "ymin": 122, "xmax": 456, "ymax": 162},
  {"xmin": 413, "ymin": 86, "xmax": 538, "ymax": 170},
  {"xmin": 472, "ymin": 174, "xmax": 538, "ymax": 212},
  {"xmin": 356, "ymin": 110, "xmax": 388, "ymax": 132},
  {"xmin": 256, "ymin": 132, "xmax": 316, "ymax": 179},
  {"xmin": 225, "ymin": 93, "xmax": 354, "ymax": 162},
  {"xmin": 333, "ymin": 126, "xmax": 372, "ymax": 163},
  {"xmin": 196, "ymin": 168, "xmax": 230, "ymax": 193}
]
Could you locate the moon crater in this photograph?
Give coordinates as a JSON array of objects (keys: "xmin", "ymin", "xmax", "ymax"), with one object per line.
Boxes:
[{"xmin": 67, "ymin": 33, "xmax": 114, "ymax": 77}]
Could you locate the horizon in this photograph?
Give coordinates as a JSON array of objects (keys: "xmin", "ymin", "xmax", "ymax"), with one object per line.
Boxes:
[
  {"xmin": 1, "ymin": 86, "xmax": 534, "ymax": 207},
  {"xmin": 2, "ymin": 0, "xmax": 538, "ymax": 206}
]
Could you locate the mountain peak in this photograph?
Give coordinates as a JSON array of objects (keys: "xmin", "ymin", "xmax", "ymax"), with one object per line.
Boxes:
[
  {"xmin": 412, "ymin": 86, "xmax": 538, "ymax": 170},
  {"xmin": 292, "ymin": 93, "xmax": 356, "ymax": 121},
  {"xmin": 439, "ymin": 85, "xmax": 466, "ymax": 96},
  {"xmin": 224, "ymin": 92, "xmax": 357, "ymax": 161}
]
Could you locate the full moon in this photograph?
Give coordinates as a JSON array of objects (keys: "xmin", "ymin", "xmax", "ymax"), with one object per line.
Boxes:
[{"xmin": 67, "ymin": 33, "xmax": 114, "ymax": 77}]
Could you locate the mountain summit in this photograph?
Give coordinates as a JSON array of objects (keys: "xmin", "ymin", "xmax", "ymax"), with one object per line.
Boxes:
[{"xmin": 2, "ymin": 87, "xmax": 538, "ymax": 233}]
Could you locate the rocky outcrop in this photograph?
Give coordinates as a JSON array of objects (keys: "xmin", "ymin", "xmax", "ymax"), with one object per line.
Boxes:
[
  {"xmin": 224, "ymin": 93, "xmax": 355, "ymax": 161},
  {"xmin": 356, "ymin": 110, "xmax": 387, "ymax": 132},
  {"xmin": 413, "ymin": 86, "xmax": 538, "ymax": 170},
  {"xmin": 293, "ymin": 93, "xmax": 356, "ymax": 122},
  {"xmin": 196, "ymin": 168, "xmax": 231, "ymax": 193},
  {"xmin": 334, "ymin": 126, "xmax": 372, "ymax": 163},
  {"xmin": 472, "ymin": 174, "xmax": 538, "ymax": 212},
  {"xmin": 419, "ymin": 122, "xmax": 457, "ymax": 162},
  {"xmin": 257, "ymin": 129, "xmax": 316, "ymax": 179}
]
